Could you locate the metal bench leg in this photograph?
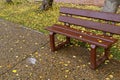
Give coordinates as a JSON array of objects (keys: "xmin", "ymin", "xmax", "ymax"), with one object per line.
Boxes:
[
  {"xmin": 49, "ymin": 32, "xmax": 55, "ymax": 52},
  {"xmin": 90, "ymin": 44, "xmax": 97, "ymax": 69}
]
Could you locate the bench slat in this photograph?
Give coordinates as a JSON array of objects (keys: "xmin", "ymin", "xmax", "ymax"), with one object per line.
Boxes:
[
  {"xmin": 46, "ymin": 25, "xmax": 115, "ymax": 48},
  {"xmin": 60, "ymin": 7, "xmax": 120, "ymax": 22},
  {"xmin": 59, "ymin": 16, "xmax": 120, "ymax": 35},
  {"xmin": 53, "ymin": 24, "xmax": 117, "ymax": 43}
]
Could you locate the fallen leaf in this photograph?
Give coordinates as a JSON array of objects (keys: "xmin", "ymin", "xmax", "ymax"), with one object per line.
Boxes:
[
  {"xmin": 77, "ymin": 66, "xmax": 80, "ymax": 68},
  {"xmin": 0, "ymin": 66, "xmax": 2, "ymax": 68},
  {"xmin": 64, "ymin": 64, "xmax": 68, "ymax": 67},
  {"xmin": 79, "ymin": 36, "xmax": 82, "ymax": 38},
  {"xmin": 109, "ymin": 74, "xmax": 113, "ymax": 79},
  {"xmin": 25, "ymin": 65, "xmax": 28, "ymax": 67},
  {"xmin": 15, "ymin": 56, "xmax": 18, "ymax": 58},
  {"xmin": 98, "ymin": 39, "xmax": 102, "ymax": 43},
  {"xmin": 20, "ymin": 46, "xmax": 22, "ymax": 49},
  {"xmin": 22, "ymin": 40, "xmax": 25, "ymax": 42},
  {"xmin": 104, "ymin": 60, "xmax": 109, "ymax": 64},
  {"xmin": 35, "ymin": 42, "xmax": 38, "ymax": 45},
  {"xmin": 12, "ymin": 70, "xmax": 17, "ymax": 73},
  {"xmin": 73, "ymin": 56, "xmax": 76, "ymax": 58},
  {"xmin": 35, "ymin": 51, "xmax": 38, "ymax": 55},
  {"xmin": 67, "ymin": 61, "xmax": 71, "ymax": 64},
  {"xmin": 65, "ymin": 75, "xmax": 68, "ymax": 78},
  {"xmin": 82, "ymin": 64, "xmax": 86, "ymax": 67},
  {"xmin": 15, "ymin": 40, "xmax": 19, "ymax": 43},
  {"xmin": 65, "ymin": 70, "xmax": 69, "ymax": 73},
  {"xmin": 41, "ymin": 47, "xmax": 44, "ymax": 49},
  {"xmin": 105, "ymin": 77, "xmax": 110, "ymax": 80},
  {"xmin": 16, "ymin": 74, "xmax": 19, "ymax": 76},
  {"xmin": 39, "ymin": 76, "xmax": 42, "ymax": 78},
  {"xmin": 109, "ymin": 54, "xmax": 113, "ymax": 59}
]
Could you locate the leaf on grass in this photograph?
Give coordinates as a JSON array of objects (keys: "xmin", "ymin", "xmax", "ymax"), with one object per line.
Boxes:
[{"xmin": 109, "ymin": 54, "xmax": 113, "ymax": 59}]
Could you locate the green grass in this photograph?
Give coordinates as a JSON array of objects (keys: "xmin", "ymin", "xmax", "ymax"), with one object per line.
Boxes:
[{"xmin": 0, "ymin": 1, "xmax": 120, "ymax": 60}]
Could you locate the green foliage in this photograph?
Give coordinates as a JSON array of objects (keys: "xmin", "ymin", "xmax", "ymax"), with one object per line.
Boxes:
[{"xmin": 0, "ymin": 1, "xmax": 120, "ymax": 60}]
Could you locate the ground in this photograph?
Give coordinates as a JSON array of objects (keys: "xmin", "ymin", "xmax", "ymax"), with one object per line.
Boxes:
[{"xmin": 0, "ymin": 19, "xmax": 120, "ymax": 80}]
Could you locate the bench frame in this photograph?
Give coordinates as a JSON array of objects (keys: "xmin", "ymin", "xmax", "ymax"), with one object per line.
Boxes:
[
  {"xmin": 46, "ymin": 7, "xmax": 120, "ymax": 69},
  {"xmin": 49, "ymin": 31, "xmax": 110, "ymax": 69}
]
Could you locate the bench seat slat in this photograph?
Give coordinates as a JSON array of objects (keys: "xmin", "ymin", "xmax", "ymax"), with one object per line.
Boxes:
[
  {"xmin": 53, "ymin": 24, "xmax": 117, "ymax": 43},
  {"xmin": 46, "ymin": 25, "xmax": 115, "ymax": 48},
  {"xmin": 59, "ymin": 16, "xmax": 120, "ymax": 35},
  {"xmin": 60, "ymin": 7, "xmax": 120, "ymax": 22}
]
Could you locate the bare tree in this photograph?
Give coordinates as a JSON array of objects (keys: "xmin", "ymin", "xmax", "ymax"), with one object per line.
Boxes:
[
  {"xmin": 102, "ymin": 0, "xmax": 120, "ymax": 13},
  {"xmin": 40, "ymin": 0, "xmax": 53, "ymax": 10}
]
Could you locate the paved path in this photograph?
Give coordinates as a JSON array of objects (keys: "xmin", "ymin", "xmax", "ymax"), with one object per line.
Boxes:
[{"xmin": 0, "ymin": 19, "xmax": 120, "ymax": 80}]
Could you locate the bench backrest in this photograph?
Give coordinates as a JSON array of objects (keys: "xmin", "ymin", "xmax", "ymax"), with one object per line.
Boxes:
[{"xmin": 59, "ymin": 7, "xmax": 120, "ymax": 35}]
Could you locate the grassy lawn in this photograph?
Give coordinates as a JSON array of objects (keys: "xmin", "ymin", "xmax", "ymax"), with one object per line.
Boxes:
[{"xmin": 0, "ymin": 1, "xmax": 120, "ymax": 60}]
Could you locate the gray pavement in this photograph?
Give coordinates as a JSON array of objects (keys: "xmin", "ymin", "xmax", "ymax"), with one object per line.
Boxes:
[{"xmin": 0, "ymin": 19, "xmax": 120, "ymax": 80}]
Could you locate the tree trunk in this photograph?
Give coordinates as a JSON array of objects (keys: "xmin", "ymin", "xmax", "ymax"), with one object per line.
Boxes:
[
  {"xmin": 102, "ymin": 0, "xmax": 120, "ymax": 13},
  {"xmin": 6, "ymin": 0, "xmax": 13, "ymax": 4},
  {"xmin": 40, "ymin": 0, "xmax": 53, "ymax": 10},
  {"xmin": 6, "ymin": 0, "xmax": 12, "ymax": 3}
]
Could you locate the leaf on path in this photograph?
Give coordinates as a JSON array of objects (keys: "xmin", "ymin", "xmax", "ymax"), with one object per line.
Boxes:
[{"xmin": 12, "ymin": 70, "xmax": 17, "ymax": 73}]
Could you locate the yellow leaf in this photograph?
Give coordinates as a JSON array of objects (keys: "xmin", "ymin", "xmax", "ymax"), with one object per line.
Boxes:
[
  {"xmin": 65, "ymin": 70, "xmax": 69, "ymax": 73},
  {"xmin": 109, "ymin": 54, "xmax": 113, "ymax": 59},
  {"xmin": 67, "ymin": 61, "xmax": 71, "ymax": 64},
  {"xmin": 105, "ymin": 78, "xmax": 110, "ymax": 80},
  {"xmin": 59, "ymin": 62, "xmax": 64, "ymax": 64},
  {"xmin": 82, "ymin": 64, "xmax": 86, "ymax": 67},
  {"xmin": 35, "ymin": 42, "xmax": 38, "ymax": 45},
  {"xmin": 15, "ymin": 56, "xmax": 18, "ymax": 58},
  {"xmin": 79, "ymin": 36, "xmax": 82, "ymax": 38},
  {"xmin": 0, "ymin": 66, "xmax": 2, "ymax": 68},
  {"xmin": 35, "ymin": 51, "xmax": 38, "ymax": 55},
  {"xmin": 77, "ymin": 66, "xmax": 80, "ymax": 68},
  {"xmin": 98, "ymin": 39, "xmax": 102, "ymax": 43},
  {"xmin": 22, "ymin": 40, "xmax": 25, "ymax": 42},
  {"xmin": 39, "ymin": 76, "xmax": 42, "ymax": 78},
  {"xmin": 16, "ymin": 74, "xmax": 19, "ymax": 76},
  {"xmin": 73, "ymin": 56, "xmax": 76, "ymax": 58},
  {"xmin": 12, "ymin": 70, "xmax": 17, "ymax": 73},
  {"xmin": 64, "ymin": 64, "xmax": 68, "ymax": 67},
  {"xmin": 65, "ymin": 75, "xmax": 68, "ymax": 78},
  {"xmin": 104, "ymin": 60, "xmax": 109, "ymax": 64},
  {"xmin": 109, "ymin": 74, "xmax": 113, "ymax": 79},
  {"xmin": 25, "ymin": 65, "xmax": 28, "ymax": 67}
]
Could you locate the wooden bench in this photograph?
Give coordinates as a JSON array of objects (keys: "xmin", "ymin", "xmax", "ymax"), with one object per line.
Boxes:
[{"xmin": 45, "ymin": 7, "xmax": 120, "ymax": 69}]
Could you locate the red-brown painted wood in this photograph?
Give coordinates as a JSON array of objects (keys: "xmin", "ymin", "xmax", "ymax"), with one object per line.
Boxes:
[
  {"xmin": 46, "ymin": 25, "xmax": 116, "ymax": 48},
  {"xmin": 60, "ymin": 7, "xmax": 120, "ymax": 22},
  {"xmin": 59, "ymin": 16, "xmax": 120, "ymax": 35}
]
